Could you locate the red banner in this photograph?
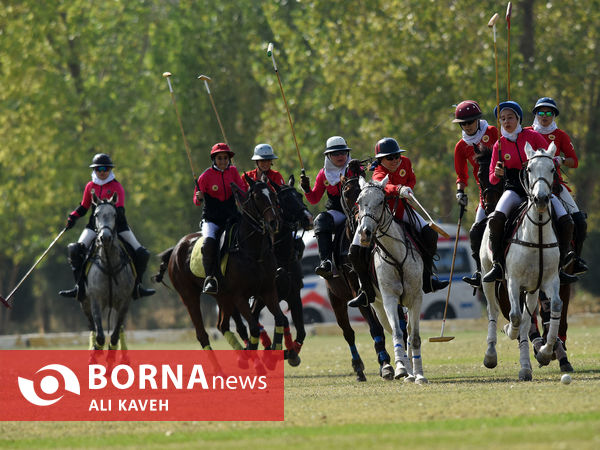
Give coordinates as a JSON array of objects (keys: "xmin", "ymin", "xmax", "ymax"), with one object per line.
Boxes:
[{"xmin": 0, "ymin": 350, "xmax": 284, "ymax": 421}]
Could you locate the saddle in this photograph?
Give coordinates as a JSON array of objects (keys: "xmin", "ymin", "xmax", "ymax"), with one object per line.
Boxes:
[{"xmin": 189, "ymin": 223, "xmax": 238, "ymax": 279}]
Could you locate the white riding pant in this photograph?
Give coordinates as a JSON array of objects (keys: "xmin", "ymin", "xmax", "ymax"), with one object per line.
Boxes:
[
  {"xmin": 352, "ymin": 208, "xmax": 427, "ymax": 246},
  {"xmin": 475, "ymin": 204, "xmax": 487, "ymax": 224},
  {"xmin": 77, "ymin": 227, "xmax": 142, "ymax": 250},
  {"xmin": 555, "ymin": 186, "xmax": 579, "ymax": 214},
  {"xmin": 201, "ymin": 221, "xmax": 221, "ymax": 240},
  {"xmin": 327, "ymin": 209, "xmax": 347, "ymax": 227},
  {"xmin": 495, "ymin": 190, "xmax": 568, "ymax": 219}
]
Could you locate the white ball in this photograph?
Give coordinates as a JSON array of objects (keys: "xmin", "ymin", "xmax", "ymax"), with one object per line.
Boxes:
[{"xmin": 561, "ymin": 374, "xmax": 572, "ymax": 385}]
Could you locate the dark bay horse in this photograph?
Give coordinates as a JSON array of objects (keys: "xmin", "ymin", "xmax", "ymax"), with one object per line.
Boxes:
[
  {"xmin": 155, "ymin": 179, "xmax": 299, "ymax": 362},
  {"xmin": 316, "ymin": 163, "xmax": 392, "ymax": 382},
  {"xmin": 84, "ymin": 193, "xmax": 135, "ymax": 351}
]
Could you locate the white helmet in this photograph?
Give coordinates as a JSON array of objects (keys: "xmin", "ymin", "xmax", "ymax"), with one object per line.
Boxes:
[
  {"xmin": 252, "ymin": 143, "xmax": 278, "ymax": 160},
  {"xmin": 324, "ymin": 136, "xmax": 351, "ymax": 154}
]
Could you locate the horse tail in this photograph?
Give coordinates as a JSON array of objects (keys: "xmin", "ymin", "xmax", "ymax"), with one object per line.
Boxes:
[{"xmin": 152, "ymin": 247, "xmax": 174, "ymax": 284}]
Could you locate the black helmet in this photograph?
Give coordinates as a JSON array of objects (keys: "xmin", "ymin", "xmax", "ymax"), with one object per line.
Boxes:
[
  {"xmin": 89, "ymin": 153, "xmax": 114, "ymax": 168},
  {"xmin": 374, "ymin": 137, "xmax": 406, "ymax": 158}
]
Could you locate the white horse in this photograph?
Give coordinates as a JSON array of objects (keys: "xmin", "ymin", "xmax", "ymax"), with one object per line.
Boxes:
[
  {"xmin": 355, "ymin": 176, "xmax": 426, "ymax": 383},
  {"xmin": 481, "ymin": 142, "xmax": 562, "ymax": 381},
  {"xmin": 83, "ymin": 192, "xmax": 135, "ymax": 352}
]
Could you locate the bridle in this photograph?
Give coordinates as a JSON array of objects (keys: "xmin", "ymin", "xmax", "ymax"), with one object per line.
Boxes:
[{"xmin": 238, "ymin": 183, "xmax": 280, "ymax": 236}]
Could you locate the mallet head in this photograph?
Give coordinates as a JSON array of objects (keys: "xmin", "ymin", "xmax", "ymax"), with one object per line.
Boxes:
[
  {"xmin": 197, "ymin": 74, "xmax": 212, "ymax": 83},
  {"xmin": 267, "ymin": 42, "xmax": 274, "ymax": 57},
  {"xmin": 162, "ymin": 71, "xmax": 172, "ymax": 78},
  {"xmin": 488, "ymin": 13, "xmax": 499, "ymax": 27},
  {"xmin": 506, "ymin": 2, "xmax": 512, "ymax": 21}
]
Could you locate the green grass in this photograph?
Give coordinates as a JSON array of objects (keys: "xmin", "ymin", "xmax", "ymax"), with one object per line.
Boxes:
[{"xmin": 1, "ymin": 318, "xmax": 599, "ymax": 449}]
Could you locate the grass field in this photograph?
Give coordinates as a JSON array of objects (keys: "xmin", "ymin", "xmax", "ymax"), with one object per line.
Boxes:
[{"xmin": 1, "ymin": 316, "xmax": 599, "ymax": 449}]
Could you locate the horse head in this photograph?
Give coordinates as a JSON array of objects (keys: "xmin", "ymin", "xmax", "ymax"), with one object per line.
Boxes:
[
  {"xmin": 272, "ymin": 175, "xmax": 313, "ymax": 231},
  {"xmin": 232, "ymin": 179, "xmax": 280, "ymax": 236},
  {"xmin": 524, "ymin": 141, "xmax": 556, "ymax": 214},
  {"xmin": 356, "ymin": 175, "xmax": 388, "ymax": 246},
  {"xmin": 91, "ymin": 191, "xmax": 118, "ymax": 247}
]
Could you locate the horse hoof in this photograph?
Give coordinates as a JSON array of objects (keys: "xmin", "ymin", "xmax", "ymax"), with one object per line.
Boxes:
[
  {"xmin": 404, "ymin": 375, "xmax": 416, "ymax": 383},
  {"xmin": 559, "ymin": 358, "xmax": 574, "ymax": 373},
  {"xmin": 356, "ymin": 371, "xmax": 367, "ymax": 382},
  {"xmin": 483, "ymin": 352, "xmax": 497, "ymax": 369},
  {"xmin": 287, "ymin": 350, "xmax": 301, "ymax": 367},
  {"xmin": 518, "ymin": 368, "xmax": 532, "ymax": 381},
  {"xmin": 109, "ymin": 343, "xmax": 119, "ymax": 351},
  {"xmin": 380, "ymin": 363, "xmax": 394, "ymax": 381},
  {"xmin": 394, "ymin": 366, "xmax": 408, "ymax": 379},
  {"xmin": 415, "ymin": 375, "xmax": 428, "ymax": 384},
  {"xmin": 352, "ymin": 358, "xmax": 365, "ymax": 373}
]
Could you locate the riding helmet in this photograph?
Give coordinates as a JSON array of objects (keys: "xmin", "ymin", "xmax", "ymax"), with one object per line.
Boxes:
[
  {"xmin": 89, "ymin": 153, "xmax": 115, "ymax": 168},
  {"xmin": 494, "ymin": 100, "xmax": 523, "ymax": 124},
  {"xmin": 324, "ymin": 136, "xmax": 351, "ymax": 155},
  {"xmin": 374, "ymin": 137, "xmax": 406, "ymax": 158},
  {"xmin": 210, "ymin": 142, "xmax": 235, "ymax": 158},
  {"xmin": 532, "ymin": 97, "xmax": 559, "ymax": 117},
  {"xmin": 252, "ymin": 143, "xmax": 278, "ymax": 160},
  {"xmin": 452, "ymin": 100, "xmax": 483, "ymax": 123}
]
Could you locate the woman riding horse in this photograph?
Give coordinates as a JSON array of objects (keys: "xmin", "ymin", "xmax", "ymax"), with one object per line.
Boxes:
[
  {"xmin": 482, "ymin": 101, "xmax": 577, "ymax": 285},
  {"xmin": 59, "ymin": 153, "xmax": 155, "ymax": 300}
]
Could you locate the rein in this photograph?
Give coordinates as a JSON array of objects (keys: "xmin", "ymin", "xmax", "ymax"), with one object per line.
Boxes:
[{"xmin": 509, "ymin": 153, "xmax": 558, "ymax": 293}]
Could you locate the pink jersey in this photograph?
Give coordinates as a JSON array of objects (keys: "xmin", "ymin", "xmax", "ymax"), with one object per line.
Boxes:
[{"xmin": 71, "ymin": 179, "xmax": 125, "ymax": 217}]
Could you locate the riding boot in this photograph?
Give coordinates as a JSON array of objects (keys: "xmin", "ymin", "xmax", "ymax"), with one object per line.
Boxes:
[
  {"xmin": 420, "ymin": 225, "xmax": 449, "ymax": 293},
  {"xmin": 59, "ymin": 242, "xmax": 86, "ymax": 300},
  {"xmin": 314, "ymin": 231, "xmax": 334, "ymax": 279},
  {"xmin": 463, "ymin": 220, "xmax": 486, "ymax": 287},
  {"xmin": 132, "ymin": 246, "xmax": 156, "ymax": 299},
  {"xmin": 571, "ymin": 211, "xmax": 588, "ymax": 275},
  {"xmin": 482, "ymin": 212, "xmax": 507, "ymax": 282},
  {"xmin": 556, "ymin": 215, "xmax": 578, "ymax": 285},
  {"xmin": 348, "ymin": 245, "xmax": 376, "ymax": 308},
  {"xmin": 202, "ymin": 237, "xmax": 219, "ymax": 295}
]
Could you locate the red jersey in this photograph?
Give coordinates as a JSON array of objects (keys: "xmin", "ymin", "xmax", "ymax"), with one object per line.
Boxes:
[
  {"xmin": 372, "ymin": 156, "xmax": 416, "ymax": 220},
  {"xmin": 195, "ymin": 165, "xmax": 247, "ymax": 227},
  {"xmin": 244, "ymin": 168, "xmax": 285, "ymax": 189},
  {"xmin": 454, "ymin": 125, "xmax": 498, "ymax": 186},
  {"xmin": 524, "ymin": 126, "xmax": 577, "ymax": 191},
  {"xmin": 71, "ymin": 179, "xmax": 125, "ymax": 218}
]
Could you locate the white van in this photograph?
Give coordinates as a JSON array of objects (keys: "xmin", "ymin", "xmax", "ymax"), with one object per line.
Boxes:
[{"xmin": 299, "ymin": 223, "xmax": 484, "ymax": 323}]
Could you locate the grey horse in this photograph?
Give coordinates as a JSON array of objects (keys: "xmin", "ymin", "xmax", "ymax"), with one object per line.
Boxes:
[{"xmin": 82, "ymin": 192, "xmax": 135, "ymax": 351}]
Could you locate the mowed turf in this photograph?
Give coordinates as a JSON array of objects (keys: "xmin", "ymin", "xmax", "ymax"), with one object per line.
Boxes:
[{"xmin": 1, "ymin": 316, "xmax": 599, "ymax": 449}]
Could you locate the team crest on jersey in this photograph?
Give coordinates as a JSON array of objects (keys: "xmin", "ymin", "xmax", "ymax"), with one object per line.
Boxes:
[
  {"xmin": 482, "ymin": 135, "xmax": 489, "ymax": 143},
  {"xmin": 324, "ymin": 180, "xmax": 330, "ymax": 186},
  {"xmin": 548, "ymin": 134, "xmax": 556, "ymax": 140},
  {"xmin": 211, "ymin": 185, "xmax": 219, "ymax": 191},
  {"xmin": 504, "ymin": 154, "xmax": 511, "ymax": 161},
  {"xmin": 399, "ymin": 169, "xmax": 407, "ymax": 177}
]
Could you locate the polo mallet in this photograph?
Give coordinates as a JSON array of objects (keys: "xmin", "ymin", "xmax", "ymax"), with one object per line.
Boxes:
[
  {"xmin": 162, "ymin": 72, "xmax": 198, "ymax": 186},
  {"xmin": 197, "ymin": 74, "xmax": 228, "ymax": 145},
  {"xmin": 267, "ymin": 42, "xmax": 305, "ymax": 177},
  {"xmin": 0, "ymin": 228, "xmax": 67, "ymax": 308},
  {"xmin": 506, "ymin": 2, "xmax": 512, "ymax": 100},
  {"xmin": 488, "ymin": 13, "xmax": 503, "ymax": 163},
  {"xmin": 429, "ymin": 205, "xmax": 465, "ymax": 342},
  {"xmin": 407, "ymin": 193, "xmax": 450, "ymax": 238}
]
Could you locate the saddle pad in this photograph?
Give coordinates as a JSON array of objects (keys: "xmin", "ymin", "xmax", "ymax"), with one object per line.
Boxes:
[{"xmin": 189, "ymin": 236, "xmax": 229, "ymax": 279}]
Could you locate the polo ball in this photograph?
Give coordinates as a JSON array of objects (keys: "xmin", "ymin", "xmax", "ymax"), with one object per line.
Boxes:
[{"xmin": 561, "ymin": 374, "xmax": 572, "ymax": 385}]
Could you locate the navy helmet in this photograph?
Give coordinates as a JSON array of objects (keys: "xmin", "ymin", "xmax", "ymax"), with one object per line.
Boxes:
[
  {"xmin": 374, "ymin": 137, "xmax": 406, "ymax": 158},
  {"xmin": 494, "ymin": 101, "xmax": 523, "ymax": 124},
  {"xmin": 89, "ymin": 153, "xmax": 114, "ymax": 168},
  {"xmin": 532, "ymin": 97, "xmax": 559, "ymax": 117}
]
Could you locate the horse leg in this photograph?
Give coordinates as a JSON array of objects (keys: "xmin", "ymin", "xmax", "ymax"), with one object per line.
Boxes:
[
  {"xmin": 286, "ymin": 287, "xmax": 306, "ymax": 354},
  {"xmin": 91, "ymin": 299, "xmax": 105, "ymax": 350},
  {"xmin": 406, "ymin": 304, "xmax": 427, "ymax": 384},
  {"xmin": 556, "ymin": 282, "xmax": 573, "ymax": 372},
  {"xmin": 218, "ymin": 302, "xmax": 244, "ymax": 350},
  {"xmin": 381, "ymin": 294, "xmax": 409, "ymax": 380},
  {"xmin": 481, "ymin": 280, "xmax": 499, "ymax": 369},
  {"xmin": 537, "ymin": 280, "xmax": 563, "ymax": 367},
  {"xmin": 109, "ymin": 304, "xmax": 129, "ymax": 350},
  {"xmin": 329, "ymin": 290, "xmax": 366, "ymax": 382},
  {"xmin": 232, "ymin": 308, "xmax": 250, "ymax": 349},
  {"xmin": 504, "ymin": 278, "xmax": 521, "ymax": 340},
  {"xmin": 179, "ymin": 289, "xmax": 212, "ymax": 350},
  {"xmin": 517, "ymin": 292, "xmax": 536, "ymax": 381},
  {"xmin": 360, "ymin": 304, "xmax": 392, "ymax": 379}
]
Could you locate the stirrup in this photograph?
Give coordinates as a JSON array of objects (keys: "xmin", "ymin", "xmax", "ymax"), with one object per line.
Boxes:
[
  {"xmin": 482, "ymin": 263, "xmax": 503, "ymax": 282},
  {"xmin": 315, "ymin": 260, "xmax": 333, "ymax": 280},
  {"xmin": 202, "ymin": 276, "xmax": 218, "ymax": 295},
  {"xmin": 572, "ymin": 258, "xmax": 588, "ymax": 276},
  {"xmin": 58, "ymin": 286, "xmax": 78, "ymax": 298},
  {"xmin": 347, "ymin": 290, "xmax": 373, "ymax": 308},
  {"xmin": 559, "ymin": 270, "xmax": 578, "ymax": 285},
  {"xmin": 462, "ymin": 271, "xmax": 481, "ymax": 288}
]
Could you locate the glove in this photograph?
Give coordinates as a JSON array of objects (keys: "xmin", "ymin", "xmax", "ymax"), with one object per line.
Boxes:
[
  {"xmin": 300, "ymin": 175, "xmax": 311, "ymax": 193},
  {"xmin": 66, "ymin": 214, "xmax": 78, "ymax": 230},
  {"xmin": 553, "ymin": 156, "xmax": 564, "ymax": 167},
  {"xmin": 456, "ymin": 190, "xmax": 468, "ymax": 207},
  {"xmin": 398, "ymin": 186, "xmax": 413, "ymax": 198}
]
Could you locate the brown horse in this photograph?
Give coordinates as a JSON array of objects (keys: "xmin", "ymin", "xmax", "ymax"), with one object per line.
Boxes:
[{"xmin": 155, "ymin": 178, "xmax": 298, "ymax": 362}]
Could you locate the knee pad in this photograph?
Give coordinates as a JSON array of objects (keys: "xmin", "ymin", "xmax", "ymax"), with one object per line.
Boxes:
[
  {"xmin": 135, "ymin": 246, "xmax": 150, "ymax": 264},
  {"xmin": 67, "ymin": 242, "xmax": 86, "ymax": 265},
  {"xmin": 572, "ymin": 211, "xmax": 587, "ymax": 229},
  {"xmin": 314, "ymin": 212, "xmax": 335, "ymax": 235}
]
